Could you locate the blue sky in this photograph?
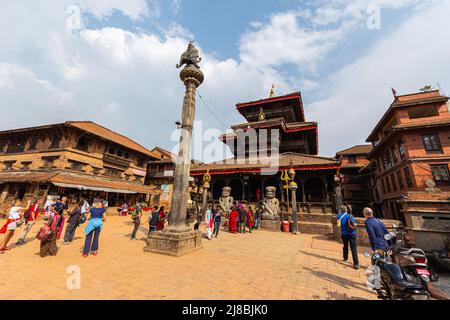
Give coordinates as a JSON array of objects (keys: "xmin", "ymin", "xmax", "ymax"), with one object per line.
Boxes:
[{"xmin": 1, "ymin": 0, "xmax": 450, "ymax": 160}]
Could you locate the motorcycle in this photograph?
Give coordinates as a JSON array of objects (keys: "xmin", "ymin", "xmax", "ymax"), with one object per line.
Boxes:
[
  {"xmin": 364, "ymin": 233, "xmax": 430, "ymax": 300},
  {"xmin": 388, "ymin": 225, "xmax": 439, "ymax": 291}
]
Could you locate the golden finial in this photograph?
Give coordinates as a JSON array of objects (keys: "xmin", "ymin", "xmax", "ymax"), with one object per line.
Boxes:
[
  {"xmin": 269, "ymin": 84, "xmax": 275, "ymax": 98},
  {"xmin": 258, "ymin": 107, "xmax": 266, "ymax": 121}
]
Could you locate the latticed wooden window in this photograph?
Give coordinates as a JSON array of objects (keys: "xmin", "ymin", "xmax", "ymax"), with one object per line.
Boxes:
[
  {"xmin": 431, "ymin": 165, "xmax": 450, "ymax": 185},
  {"xmin": 396, "ymin": 171, "xmax": 404, "ymax": 190},
  {"xmin": 422, "ymin": 134, "xmax": 442, "ymax": 152},
  {"xmin": 403, "ymin": 166, "xmax": 414, "ymax": 188}
]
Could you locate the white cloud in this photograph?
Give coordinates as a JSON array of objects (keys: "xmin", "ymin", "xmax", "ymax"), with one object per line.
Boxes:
[
  {"xmin": 0, "ymin": 0, "xmax": 448, "ymax": 163},
  {"xmin": 308, "ymin": 0, "xmax": 450, "ymax": 155}
]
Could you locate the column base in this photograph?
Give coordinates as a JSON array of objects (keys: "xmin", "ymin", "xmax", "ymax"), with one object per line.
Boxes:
[
  {"xmin": 144, "ymin": 228, "xmax": 203, "ymax": 257},
  {"xmin": 259, "ymin": 220, "xmax": 282, "ymax": 232}
]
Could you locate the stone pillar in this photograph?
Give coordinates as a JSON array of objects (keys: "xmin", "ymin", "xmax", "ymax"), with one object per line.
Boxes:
[
  {"xmin": 289, "ymin": 167, "xmax": 298, "ymax": 234},
  {"xmin": 145, "ymin": 43, "xmax": 204, "ymax": 257}
]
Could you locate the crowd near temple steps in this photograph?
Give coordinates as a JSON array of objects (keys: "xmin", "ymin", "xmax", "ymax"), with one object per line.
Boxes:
[{"xmin": 0, "ymin": 43, "xmax": 450, "ymax": 300}]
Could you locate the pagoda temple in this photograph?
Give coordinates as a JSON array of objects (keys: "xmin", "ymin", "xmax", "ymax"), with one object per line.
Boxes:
[{"xmin": 190, "ymin": 89, "xmax": 341, "ymax": 215}]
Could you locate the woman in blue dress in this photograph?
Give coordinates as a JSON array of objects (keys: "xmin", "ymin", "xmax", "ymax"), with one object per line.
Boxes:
[{"xmin": 82, "ymin": 201, "xmax": 106, "ymax": 257}]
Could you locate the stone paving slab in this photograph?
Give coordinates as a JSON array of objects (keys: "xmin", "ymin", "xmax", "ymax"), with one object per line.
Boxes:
[{"xmin": 0, "ymin": 215, "xmax": 376, "ymax": 300}]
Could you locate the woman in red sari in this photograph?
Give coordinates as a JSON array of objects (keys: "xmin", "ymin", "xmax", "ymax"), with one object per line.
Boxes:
[
  {"xmin": 156, "ymin": 206, "xmax": 166, "ymax": 231},
  {"xmin": 247, "ymin": 206, "xmax": 254, "ymax": 232},
  {"xmin": 229, "ymin": 206, "xmax": 239, "ymax": 234}
]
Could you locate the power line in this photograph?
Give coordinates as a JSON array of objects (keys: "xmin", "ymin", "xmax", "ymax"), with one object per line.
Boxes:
[{"xmin": 197, "ymin": 92, "xmax": 230, "ymax": 129}]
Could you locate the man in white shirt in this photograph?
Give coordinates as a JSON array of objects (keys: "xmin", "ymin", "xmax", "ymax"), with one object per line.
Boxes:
[{"xmin": 0, "ymin": 199, "xmax": 31, "ymax": 252}]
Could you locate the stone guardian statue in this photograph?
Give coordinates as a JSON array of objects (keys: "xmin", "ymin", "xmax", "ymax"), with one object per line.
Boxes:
[
  {"xmin": 218, "ymin": 187, "xmax": 234, "ymax": 214},
  {"xmin": 262, "ymin": 186, "xmax": 280, "ymax": 220}
]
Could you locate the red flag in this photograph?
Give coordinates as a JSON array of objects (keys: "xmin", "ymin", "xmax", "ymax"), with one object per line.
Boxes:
[{"xmin": 391, "ymin": 87, "xmax": 397, "ymax": 98}]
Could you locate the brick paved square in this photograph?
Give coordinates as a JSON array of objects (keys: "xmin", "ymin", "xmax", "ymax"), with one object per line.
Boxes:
[{"xmin": 0, "ymin": 215, "xmax": 376, "ymax": 300}]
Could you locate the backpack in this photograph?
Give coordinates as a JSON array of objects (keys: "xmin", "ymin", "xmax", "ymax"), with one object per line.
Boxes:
[
  {"xmin": 347, "ymin": 214, "xmax": 357, "ymax": 232},
  {"xmin": 337, "ymin": 213, "xmax": 347, "ymax": 228}
]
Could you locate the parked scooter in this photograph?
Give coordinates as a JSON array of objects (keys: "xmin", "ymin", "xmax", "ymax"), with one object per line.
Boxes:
[
  {"xmin": 365, "ymin": 233, "xmax": 430, "ymax": 300},
  {"xmin": 388, "ymin": 225, "xmax": 439, "ymax": 291}
]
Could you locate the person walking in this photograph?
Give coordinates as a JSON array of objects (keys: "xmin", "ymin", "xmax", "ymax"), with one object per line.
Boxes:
[
  {"xmin": 239, "ymin": 203, "xmax": 248, "ymax": 234},
  {"xmin": 213, "ymin": 208, "xmax": 222, "ymax": 238},
  {"xmin": 148, "ymin": 205, "xmax": 159, "ymax": 236},
  {"xmin": 39, "ymin": 205, "xmax": 64, "ymax": 257},
  {"xmin": 16, "ymin": 198, "xmax": 42, "ymax": 246},
  {"xmin": 337, "ymin": 205, "xmax": 359, "ymax": 269},
  {"xmin": 156, "ymin": 206, "xmax": 166, "ymax": 231},
  {"xmin": 246, "ymin": 206, "xmax": 254, "ymax": 233},
  {"xmin": 205, "ymin": 203, "xmax": 213, "ymax": 240},
  {"xmin": 229, "ymin": 206, "xmax": 239, "ymax": 234},
  {"xmin": 82, "ymin": 201, "xmax": 106, "ymax": 257},
  {"xmin": 363, "ymin": 207, "xmax": 390, "ymax": 253},
  {"xmin": 63, "ymin": 201, "xmax": 82, "ymax": 245},
  {"xmin": 0, "ymin": 199, "xmax": 31, "ymax": 253},
  {"xmin": 131, "ymin": 204, "xmax": 142, "ymax": 240}
]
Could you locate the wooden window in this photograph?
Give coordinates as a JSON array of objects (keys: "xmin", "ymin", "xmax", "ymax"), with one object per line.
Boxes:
[
  {"xmin": 42, "ymin": 156, "xmax": 58, "ymax": 169},
  {"xmin": 28, "ymin": 136, "xmax": 39, "ymax": 150},
  {"xmin": 381, "ymin": 178, "xmax": 387, "ymax": 194},
  {"xmin": 386, "ymin": 177, "xmax": 392, "ymax": 193},
  {"xmin": 21, "ymin": 161, "xmax": 32, "ymax": 171},
  {"xmin": 0, "ymin": 139, "xmax": 6, "ymax": 153},
  {"xmin": 408, "ymin": 106, "xmax": 439, "ymax": 119},
  {"xmin": 105, "ymin": 167, "xmax": 122, "ymax": 177},
  {"xmin": 69, "ymin": 160, "xmax": 84, "ymax": 172},
  {"xmin": 391, "ymin": 145, "xmax": 398, "ymax": 164},
  {"xmin": 390, "ymin": 174, "xmax": 398, "ymax": 192},
  {"xmin": 422, "ymin": 134, "xmax": 442, "ymax": 152},
  {"xmin": 383, "ymin": 152, "xmax": 392, "ymax": 170},
  {"xmin": 92, "ymin": 167, "xmax": 101, "ymax": 175},
  {"xmin": 348, "ymin": 156, "xmax": 357, "ymax": 164},
  {"xmin": 7, "ymin": 138, "xmax": 26, "ymax": 153},
  {"xmin": 76, "ymin": 136, "xmax": 91, "ymax": 152},
  {"xmin": 431, "ymin": 165, "xmax": 450, "ymax": 186},
  {"xmin": 403, "ymin": 166, "xmax": 414, "ymax": 188},
  {"xmin": 137, "ymin": 157, "xmax": 145, "ymax": 167},
  {"xmin": 49, "ymin": 134, "xmax": 61, "ymax": 149},
  {"xmin": 396, "ymin": 171, "xmax": 404, "ymax": 190},
  {"xmin": 398, "ymin": 142, "xmax": 406, "ymax": 160},
  {"xmin": 3, "ymin": 161, "xmax": 16, "ymax": 171}
]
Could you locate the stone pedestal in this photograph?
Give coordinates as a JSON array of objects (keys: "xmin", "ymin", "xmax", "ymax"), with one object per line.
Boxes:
[
  {"xmin": 145, "ymin": 227, "xmax": 203, "ymax": 257},
  {"xmin": 260, "ymin": 220, "xmax": 282, "ymax": 232}
]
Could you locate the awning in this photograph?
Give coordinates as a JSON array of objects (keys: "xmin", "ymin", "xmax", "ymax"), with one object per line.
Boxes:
[{"xmin": 52, "ymin": 182, "xmax": 137, "ymax": 194}]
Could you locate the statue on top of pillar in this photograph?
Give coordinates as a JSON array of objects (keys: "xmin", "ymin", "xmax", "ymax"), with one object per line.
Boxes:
[
  {"xmin": 218, "ymin": 186, "xmax": 234, "ymax": 214},
  {"xmin": 262, "ymin": 186, "xmax": 280, "ymax": 220}
]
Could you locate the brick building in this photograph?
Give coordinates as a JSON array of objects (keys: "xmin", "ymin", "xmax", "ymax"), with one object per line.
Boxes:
[
  {"xmin": 0, "ymin": 121, "xmax": 159, "ymax": 209},
  {"xmin": 365, "ymin": 90, "xmax": 450, "ymax": 223},
  {"xmin": 335, "ymin": 145, "xmax": 372, "ymax": 216},
  {"xmin": 146, "ymin": 146, "xmax": 176, "ymax": 211}
]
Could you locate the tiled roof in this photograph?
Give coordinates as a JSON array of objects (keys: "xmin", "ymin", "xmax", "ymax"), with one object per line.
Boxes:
[
  {"xmin": 336, "ymin": 145, "xmax": 372, "ymax": 156},
  {"xmin": 366, "ymin": 90, "xmax": 449, "ymax": 142},
  {"xmin": 67, "ymin": 122, "xmax": 156, "ymax": 158},
  {"xmin": 0, "ymin": 121, "xmax": 157, "ymax": 158},
  {"xmin": 190, "ymin": 152, "xmax": 339, "ymax": 175},
  {"xmin": 0, "ymin": 170, "xmax": 159, "ymax": 194}
]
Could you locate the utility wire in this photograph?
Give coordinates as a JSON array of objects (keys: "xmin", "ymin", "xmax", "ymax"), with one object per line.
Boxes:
[{"xmin": 197, "ymin": 92, "xmax": 230, "ymax": 129}]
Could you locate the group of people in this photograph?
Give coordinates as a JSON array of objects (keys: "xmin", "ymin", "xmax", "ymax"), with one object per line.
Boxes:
[
  {"xmin": 202, "ymin": 201, "xmax": 262, "ymax": 240},
  {"xmin": 337, "ymin": 205, "xmax": 391, "ymax": 270},
  {"xmin": 130, "ymin": 205, "xmax": 167, "ymax": 240},
  {"xmin": 0, "ymin": 196, "xmax": 106, "ymax": 258}
]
